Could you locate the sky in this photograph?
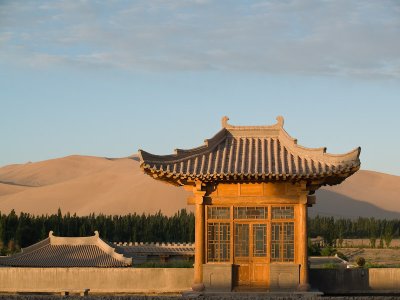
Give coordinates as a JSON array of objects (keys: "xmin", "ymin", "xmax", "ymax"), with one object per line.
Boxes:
[{"xmin": 0, "ymin": 0, "xmax": 399, "ymax": 176}]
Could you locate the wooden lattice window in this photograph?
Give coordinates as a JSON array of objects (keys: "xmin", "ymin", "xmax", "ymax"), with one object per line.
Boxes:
[
  {"xmin": 207, "ymin": 222, "xmax": 230, "ymax": 262},
  {"xmin": 207, "ymin": 207, "xmax": 231, "ymax": 219},
  {"xmin": 283, "ymin": 222, "xmax": 295, "ymax": 261},
  {"xmin": 253, "ymin": 224, "xmax": 267, "ymax": 257},
  {"xmin": 272, "ymin": 206, "xmax": 294, "ymax": 219},
  {"xmin": 234, "ymin": 223, "xmax": 249, "ymax": 257},
  {"xmin": 271, "ymin": 222, "xmax": 295, "ymax": 262},
  {"xmin": 234, "ymin": 206, "xmax": 268, "ymax": 219}
]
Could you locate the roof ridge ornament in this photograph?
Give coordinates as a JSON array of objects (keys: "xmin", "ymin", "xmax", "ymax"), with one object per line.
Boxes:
[
  {"xmin": 276, "ymin": 115, "xmax": 284, "ymax": 127},
  {"xmin": 221, "ymin": 116, "xmax": 230, "ymax": 128}
]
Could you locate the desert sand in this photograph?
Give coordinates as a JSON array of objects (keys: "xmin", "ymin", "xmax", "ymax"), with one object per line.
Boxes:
[
  {"xmin": 0, "ymin": 155, "xmax": 398, "ymax": 218},
  {"xmin": 0, "ymin": 155, "xmax": 190, "ymax": 216},
  {"xmin": 311, "ymin": 170, "xmax": 400, "ymax": 219}
]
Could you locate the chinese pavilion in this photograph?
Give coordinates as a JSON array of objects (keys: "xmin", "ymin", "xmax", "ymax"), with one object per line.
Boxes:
[{"xmin": 138, "ymin": 116, "xmax": 360, "ymax": 291}]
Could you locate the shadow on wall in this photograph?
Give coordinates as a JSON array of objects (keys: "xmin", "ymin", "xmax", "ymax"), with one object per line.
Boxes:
[
  {"xmin": 310, "ymin": 268, "xmax": 369, "ymax": 294},
  {"xmin": 312, "ymin": 268, "xmax": 400, "ymax": 294},
  {"xmin": 310, "ymin": 190, "xmax": 400, "ymax": 219}
]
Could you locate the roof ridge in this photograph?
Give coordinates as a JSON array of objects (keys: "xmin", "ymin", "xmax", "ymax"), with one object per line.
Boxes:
[
  {"xmin": 138, "ymin": 129, "xmax": 227, "ymax": 165},
  {"xmin": 1, "ymin": 238, "xmax": 51, "ymax": 261},
  {"xmin": 95, "ymin": 235, "xmax": 132, "ymax": 266},
  {"xmin": 277, "ymin": 127, "xmax": 361, "ymax": 164},
  {"xmin": 49, "ymin": 230, "xmax": 99, "ymax": 245},
  {"xmin": 222, "ymin": 115, "xmax": 284, "ymax": 130}
]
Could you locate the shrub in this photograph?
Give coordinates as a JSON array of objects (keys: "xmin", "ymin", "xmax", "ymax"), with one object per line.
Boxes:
[
  {"xmin": 308, "ymin": 241, "xmax": 321, "ymax": 256},
  {"xmin": 320, "ymin": 246, "xmax": 336, "ymax": 256},
  {"xmin": 356, "ymin": 257, "xmax": 366, "ymax": 267}
]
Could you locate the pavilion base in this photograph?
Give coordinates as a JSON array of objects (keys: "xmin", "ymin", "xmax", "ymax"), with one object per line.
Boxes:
[
  {"xmin": 298, "ymin": 283, "xmax": 311, "ymax": 292},
  {"xmin": 191, "ymin": 283, "xmax": 205, "ymax": 292}
]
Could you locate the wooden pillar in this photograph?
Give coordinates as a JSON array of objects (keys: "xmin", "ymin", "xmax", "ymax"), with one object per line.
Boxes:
[
  {"xmin": 192, "ymin": 190, "xmax": 206, "ymax": 292},
  {"xmin": 298, "ymin": 200, "xmax": 310, "ymax": 291}
]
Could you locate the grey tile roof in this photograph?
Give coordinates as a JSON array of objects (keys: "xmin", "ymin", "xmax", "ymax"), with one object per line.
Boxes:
[
  {"xmin": 139, "ymin": 116, "xmax": 361, "ymax": 186},
  {"xmin": 0, "ymin": 231, "xmax": 132, "ymax": 267},
  {"xmin": 113, "ymin": 242, "xmax": 195, "ymax": 256},
  {"xmin": 309, "ymin": 256, "xmax": 351, "ymax": 268}
]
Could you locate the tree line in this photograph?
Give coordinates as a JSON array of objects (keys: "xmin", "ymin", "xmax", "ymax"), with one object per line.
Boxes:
[
  {"xmin": 308, "ymin": 216, "xmax": 399, "ymax": 248},
  {"xmin": 0, "ymin": 209, "xmax": 194, "ymax": 255},
  {"xmin": 1, "ymin": 209, "xmax": 399, "ymax": 255}
]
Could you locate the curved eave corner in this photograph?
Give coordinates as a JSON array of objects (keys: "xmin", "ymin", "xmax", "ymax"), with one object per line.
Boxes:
[
  {"xmin": 319, "ymin": 149, "xmax": 361, "ymax": 187},
  {"xmin": 138, "ymin": 150, "xmax": 183, "ymax": 186}
]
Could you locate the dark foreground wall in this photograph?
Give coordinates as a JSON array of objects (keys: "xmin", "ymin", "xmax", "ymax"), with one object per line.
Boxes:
[
  {"xmin": 310, "ymin": 268, "xmax": 400, "ymax": 294},
  {"xmin": 1, "ymin": 296, "xmax": 400, "ymax": 300}
]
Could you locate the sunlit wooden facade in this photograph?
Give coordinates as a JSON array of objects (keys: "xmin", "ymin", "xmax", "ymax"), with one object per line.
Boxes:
[{"xmin": 139, "ymin": 116, "xmax": 360, "ymax": 291}]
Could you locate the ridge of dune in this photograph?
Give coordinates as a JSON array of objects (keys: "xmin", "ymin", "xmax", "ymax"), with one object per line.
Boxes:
[
  {"xmin": 0, "ymin": 155, "xmax": 398, "ymax": 217},
  {"xmin": 0, "ymin": 183, "xmax": 29, "ymax": 197},
  {"xmin": 0, "ymin": 155, "xmax": 116, "ymax": 187}
]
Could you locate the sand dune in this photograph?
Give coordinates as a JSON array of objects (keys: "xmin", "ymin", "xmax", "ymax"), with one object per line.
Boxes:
[
  {"xmin": 312, "ymin": 170, "xmax": 400, "ymax": 218},
  {"xmin": 316, "ymin": 170, "xmax": 400, "ymax": 215},
  {"xmin": 0, "ymin": 156, "xmax": 115, "ymax": 187},
  {"xmin": 0, "ymin": 183, "xmax": 28, "ymax": 197},
  {"xmin": 0, "ymin": 155, "xmax": 398, "ymax": 218},
  {"xmin": 0, "ymin": 156, "xmax": 190, "ymax": 216}
]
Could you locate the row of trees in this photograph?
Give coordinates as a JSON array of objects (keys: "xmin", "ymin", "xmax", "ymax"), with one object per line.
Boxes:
[
  {"xmin": 308, "ymin": 216, "xmax": 399, "ymax": 247},
  {"xmin": 1, "ymin": 210, "xmax": 399, "ymax": 254},
  {"xmin": 0, "ymin": 209, "xmax": 194, "ymax": 255}
]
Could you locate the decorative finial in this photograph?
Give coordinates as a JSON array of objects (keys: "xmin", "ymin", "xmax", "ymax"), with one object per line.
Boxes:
[
  {"xmin": 49, "ymin": 231, "xmax": 54, "ymax": 238},
  {"xmin": 276, "ymin": 116, "xmax": 284, "ymax": 127},
  {"xmin": 94, "ymin": 231, "xmax": 99, "ymax": 237},
  {"xmin": 221, "ymin": 116, "xmax": 229, "ymax": 128}
]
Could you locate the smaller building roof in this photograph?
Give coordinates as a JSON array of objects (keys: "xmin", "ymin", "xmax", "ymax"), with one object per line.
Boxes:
[
  {"xmin": 0, "ymin": 231, "xmax": 132, "ymax": 268},
  {"xmin": 309, "ymin": 255, "xmax": 352, "ymax": 269},
  {"xmin": 114, "ymin": 242, "xmax": 195, "ymax": 256}
]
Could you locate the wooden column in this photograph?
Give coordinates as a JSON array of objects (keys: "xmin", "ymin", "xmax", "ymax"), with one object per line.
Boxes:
[
  {"xmin": 298, "ymin": 199, "xmax": 310, "ymax": 291},
  {"xmin": 192, "ymin": 188, "xmax": 206, "ymax": 292}
]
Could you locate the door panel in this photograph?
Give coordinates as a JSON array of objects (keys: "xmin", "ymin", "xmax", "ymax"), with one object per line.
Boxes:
[
  {"xmin": 251, "ymin": 224, "xmax": 268, "ymax": 285},
  {"xmin": 234, "ymin": 223, "xmax": 250, "ymax": 285},
  {"xmin": 252, "ymin": 262, "xmax": 268, "ymax": 285},
  {"xmin": 234, "ymin": 222, "xmax": 268, "ymax": 287},
  {"xmin": 237, "ymin": 263, "xmax": 251, "ymax": 285},
  {"xmin": 235, "ymin": 223, "xmax": 249, "ymax": 257}
]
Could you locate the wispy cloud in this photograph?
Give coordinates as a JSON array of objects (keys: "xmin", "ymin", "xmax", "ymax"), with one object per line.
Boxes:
[{"xmin": 1, "ymin": 0, "xmax": 399, "ymax": 78}]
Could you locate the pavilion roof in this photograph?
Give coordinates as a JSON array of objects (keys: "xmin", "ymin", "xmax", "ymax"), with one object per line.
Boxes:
[
  {"xmin": 138, "ymin": 116, "xmax": 360, "ymax": 187},
  {"xmin": 0, "ymin": 231, "xmax": 132, "ymax": 268}
]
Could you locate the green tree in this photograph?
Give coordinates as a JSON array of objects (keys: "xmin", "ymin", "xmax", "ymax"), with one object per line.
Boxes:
[
  {"xmin": 369, "ymin": 218, "xmax": 377, "ymax": 248},
  {"xmin": 378, "ymin": 237, "xmax": 384, "ymax": 248},
  {"xmin": 384, "ymin": 223, "xmax": 394, "ymax": 248}
]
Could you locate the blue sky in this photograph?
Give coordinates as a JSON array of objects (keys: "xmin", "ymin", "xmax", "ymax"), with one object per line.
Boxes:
[{"xmin": 1, "ymin": 0, "xmax": 399, "ymax": 175}]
